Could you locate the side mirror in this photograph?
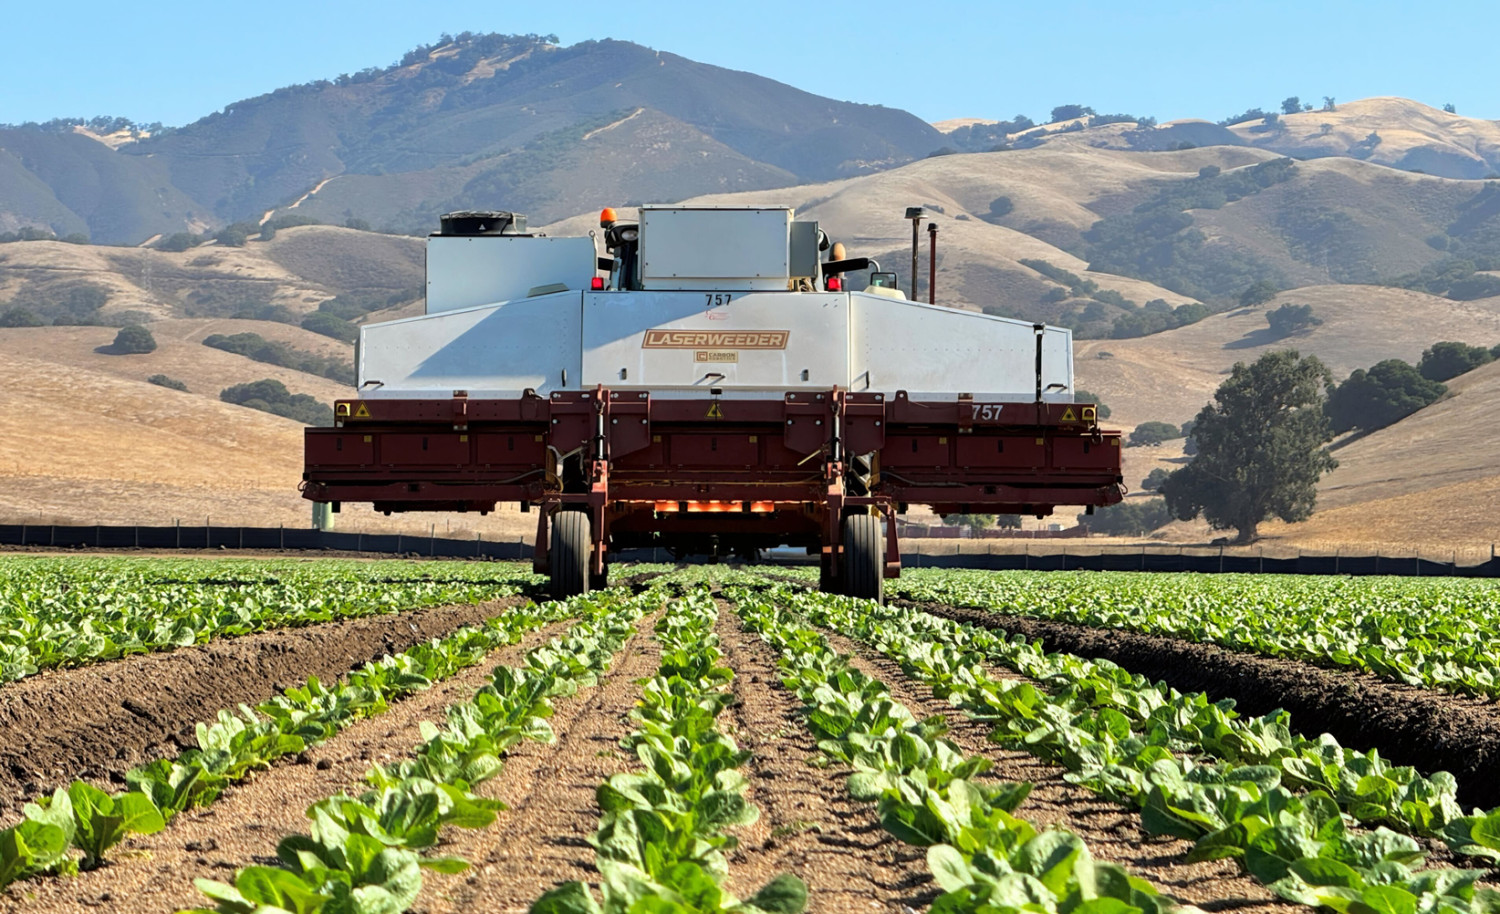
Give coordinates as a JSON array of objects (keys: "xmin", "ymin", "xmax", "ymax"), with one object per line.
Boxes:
[{"xmin": 867, "ymin": 271, "xmax": 898, "ymax": 289}]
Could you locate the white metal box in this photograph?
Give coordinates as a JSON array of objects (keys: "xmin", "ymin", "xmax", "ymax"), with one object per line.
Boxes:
[
  {"xmin": 847, "ymin": 294, "xmax": 1073, "ymax": 399},
  {"xmin": 360, "ymin": 291, "xmax": 582, "ymax": 396},
  {"xmin": 639, "ymin": 206, "xmax": 791, "ymax": 291},
  {"xmin": 426, "ymin": 235, "xmax": 596, "ymax": 314}
]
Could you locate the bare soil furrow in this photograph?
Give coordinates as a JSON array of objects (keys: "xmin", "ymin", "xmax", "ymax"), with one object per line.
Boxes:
[
  {"xmin": 916, "ymin": 603, "xmax": 1500, "ymax": 810},
  {"xmin": 419, "ymin": 613, "xmax": 662, "ymax": 914},
  {"xmin": 0, "ymin": 619, "xmax": 564, "ymax": 913},
  {"xmin": 0, "ymin": 596, "xmax": 527, "ymax": 820},
  {"xmin": 714, "ymin": 607, "xmax": 934, "ymax": 914},
  {"xmin": 820, "ymin": 628, "xmax": 1292, "ymax": 914}
]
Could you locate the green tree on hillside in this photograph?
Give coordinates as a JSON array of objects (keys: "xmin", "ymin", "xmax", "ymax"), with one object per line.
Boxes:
[
  {"xmin": 1240, "ymin": 280, "xmax": 1279, "ymax": 307},
  {"xmin": 0, "ymin": 307, "xmax": 43, "ymax": 327},
  {"xmin": 1049, "ymin": 105, "xmax": 1095, "ymax": 123},
  {"xmin": 1128, "ymin": 421, "xmax": 1182, "ymax": 447},
  {"xmin": 111, "ymin": 325, "xmax": 157, "ymax": 354},
  {"xmin": 1417, "ymin": 341, "xmax": 1493, "ymax": 382},
  {"xmin": 1265, "ymin": 303, "xmax": 1322, "ymax": 337},
  {"xmin": 1324, "ymin": 360, "xmax": 1445, "ymax": 434},
  {"xmin": 1281, "ymin": 97, "xmax": 1303, "ymax": 115},
  {"xmin": 1162, "ymin": 350, "xmax": 1337, "ymax": 543}
]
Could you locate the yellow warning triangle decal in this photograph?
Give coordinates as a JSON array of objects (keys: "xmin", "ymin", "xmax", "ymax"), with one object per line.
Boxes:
[
  {"xmin": 1060, "ymin": 407, "xmax": 1077, "ymax": 423},
  {"xmin": 706, "ymin": 402, "xmax": 724, "ymax": 419},
  {"xmin": 354, "ymin": 402, "xmax": 371, "ymax": 418}
]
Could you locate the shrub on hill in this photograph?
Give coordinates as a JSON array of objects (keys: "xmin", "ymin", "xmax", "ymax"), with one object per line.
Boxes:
[
  {"xmin": 300, "ymin": 312, "xmax": 359, "ymax": 342},
  {"xmin": 1417, "ymin": 341, "xmax": 1494, "ymax": 381},
  {"xmin": 0, "ymin": 306, "xmax": 43, "ymax": 327},
  {"xmin": 1324, "ymin": 359, "xmax": 1446, "ymax": 434},
  {"xmin": 220, "ymin": 379, "xmax": 332, "ymax": 426},
  {"xmin": 110, "ymin": 325, "xmax": 157, "ymax": 354},
  {"xmin": 1128, "ymin": 421, "xmax": 1182, "ymax": 447},
  {"xmin": 1240, "ymin": 280, "xmax": 1279, "ymax": 307},
  {"xmin": 1265, "ymin": 303, "xmax": 1322, "ymax": 337},
  {"xmin": 1077, "ymin": 498, "xmax": 1172, "ymax": 536},
  {"xmin": 147, "ymin": 374, "xmax": 188, "ymax": 392},
  {"xmin": 1110, "ymin": 302, "xmax": 1209, "ymax": 338},
  {"xmin": 1050, "ymin": 105, "xmax": 1096, "ymax": 123},
  {"xmin": 317, "ymin": 287, "xmax": 423, "ymax": 320},
  {"xmin": 154, "ymin": 233, "xmax": 202, "ymax": 253},
  {"xmin": 5, "ymin": 281, "xmax": 111, "ymax": 325},
  {"xmin": 202, "ymin": 332, "xmax": 354, "ymax": 384},
  {"xmin": 1141, "ymin": 468, "xmax": 1170, "ymax": 491}
]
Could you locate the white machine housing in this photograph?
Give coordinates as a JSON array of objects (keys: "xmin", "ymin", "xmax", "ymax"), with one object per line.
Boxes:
[{"xmin": 361, "ymin": 205, "xmax": 1074, "ymax": 401}]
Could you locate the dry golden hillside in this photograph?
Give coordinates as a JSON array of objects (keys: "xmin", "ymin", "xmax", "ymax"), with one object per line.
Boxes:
[
  {"xmin": 1074, "ymin": 285, "xmax": 1500, "ymax": 429},
  {"xmin": 1226, "ymin": 98, "xmax": 1500, "ymax": 179}
]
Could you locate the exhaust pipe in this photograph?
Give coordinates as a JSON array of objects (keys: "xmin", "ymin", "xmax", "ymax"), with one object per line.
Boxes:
[{"xmin": 927, "ymin": 222, "xmax": 938, "ymax": 305}]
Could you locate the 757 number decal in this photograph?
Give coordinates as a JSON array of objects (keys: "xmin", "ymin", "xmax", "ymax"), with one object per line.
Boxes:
[{"xmin": 970, "ymin": 404, "xmax": 1008, "ymax": 421}]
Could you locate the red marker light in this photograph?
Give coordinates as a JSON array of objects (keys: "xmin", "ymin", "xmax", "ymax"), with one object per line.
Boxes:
[
  {"xmin": 591, "ymin": 277, "xmax": 605, "ymax": 290},
  {"xmin": 827, "ymin": 276, "xmax": 843, "ymax": 291},
  {"xmin": 599, "ymin": 207, "xmax": 618, "ymax": 227}
]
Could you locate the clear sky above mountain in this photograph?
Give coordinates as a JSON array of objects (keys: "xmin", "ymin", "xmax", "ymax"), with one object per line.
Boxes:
[{"xmin": 1, "ymin": 0, "xmax": 1491, "ymax": 127}]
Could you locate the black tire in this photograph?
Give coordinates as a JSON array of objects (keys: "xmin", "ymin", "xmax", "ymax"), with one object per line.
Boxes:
[
  {"xmin": 549, "ymin": 510, "xmax": 591, "ymax": 601},
  {"xmin": 842, "ymin": 513, "xmax": 884, "ymax": 603}
]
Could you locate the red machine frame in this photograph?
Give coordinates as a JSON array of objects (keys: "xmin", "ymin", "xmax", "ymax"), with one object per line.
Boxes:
[{"xmin": 303, "ymin": 386, "xmax": 1123, "ymax": 598}]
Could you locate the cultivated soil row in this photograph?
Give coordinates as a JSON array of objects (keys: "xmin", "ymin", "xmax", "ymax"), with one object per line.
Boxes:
[
  {"xmin": 915, "ymin": 603, "xmax": 1500, "ymax": 809},
  {"xmin": 0, "ymin": 596, "xmax": 529, "ymax": 820}
]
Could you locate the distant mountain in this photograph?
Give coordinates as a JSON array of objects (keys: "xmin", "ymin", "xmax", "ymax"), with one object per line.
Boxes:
[{"xmin": 0, "ymin": 33, "xmax": 945, "ymax": 243}]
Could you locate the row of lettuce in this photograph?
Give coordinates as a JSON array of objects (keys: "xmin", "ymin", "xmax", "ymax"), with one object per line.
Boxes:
[
  {"xmin": 0, "ymin": 558, "xmax": 542, "ymax": 682},
  {"xmin": 889, "ymin": 570, "xmax": 1500, "ymax": 700},
  {"xmin": 730, "ymin": 586, "xmax": 1171, "ymax": 914},
  {"xmin": 781, "ymin": 585, "xmax": 1500, "ymax": 914},
  {"xmin": 0, "ymin": 594, "xmax": 573, "ymax": 889}
]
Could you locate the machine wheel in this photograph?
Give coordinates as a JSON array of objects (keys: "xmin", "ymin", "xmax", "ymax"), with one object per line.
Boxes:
[
  {"xmin": 842, "ymin": 513, "xmax": 884, "ymax": 604},
  {"xmin": 549, "ymin": 510, "xmax": 591, "ymax": 601}
]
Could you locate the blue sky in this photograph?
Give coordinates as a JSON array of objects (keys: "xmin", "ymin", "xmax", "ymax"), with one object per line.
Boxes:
[{"xmin": 0, "ymin": 0, "xmax": 1489, "ymax": 127}]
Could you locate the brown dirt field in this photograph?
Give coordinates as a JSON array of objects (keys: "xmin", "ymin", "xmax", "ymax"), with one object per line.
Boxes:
[
  {"xmin": 0, "ymin": 597, "xmax": 526, "ymax": 821},
  {"xmin": 917, "ymin": 604, "xmax": 1500, "ymax": 810},
  {"xmin": 0, "ymin": 620, "xmax": 564, "ymax": 913},
  {"xmin": 417, "ymin": 613, "xmax": 660, "ymax": 914},
  {"xmin": 811, "ymin": 628, "xmax": 1289, "ymax": 913},
  {"xmin": 714, "ymin": 608, "xmax": 933, "ymax": 913}
]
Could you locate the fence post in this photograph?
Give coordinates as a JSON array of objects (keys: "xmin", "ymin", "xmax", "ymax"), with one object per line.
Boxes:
[
  {"xmin": 1259, "ymin": 547, "xmax": 1263, "ymax": 573},
  {"xmin": 176, "ymin": 518, "xmax": 180, "ymax": 549},
  {"xmin": 96, "ymin": 525, "xmax": 100, "ymax": 548},
  {"xmin": 1024, "ymin": 543, "xmax": 1029, "ymax": 571},
  {"xmin": 134, "ymin": 526, "xmax": 139, "ymax": 548},
  {"xmin": 18, "ymin": 524, "xmax": 23, "ymax": 547},
  {"xmin": 476, "ymin": 532, "xmax": 482, "ymax": 558},
  {"xmin": 50, "ymin": 525, "xmax": 55, "ymax": 547},
  {"xmin": 397, "ymin": 534, "xmax": 403, "ymax": 555},
  {"xmin": 358, "ymin": 533, "xmax": 363, "ymax": 553},
  {"xmin": 430, "ymin": 524, "xmax": 435, "ymax": 557},
  {"xmin": 280, "ymin": 524, "xmax": 284, "ymax": 550},
  {"xmin": 239, "ymin": 527, "xmax": 244, "ymax": 550},
  {"xmin": 1219, "ymin": 545, "xmax": 1224, "ymax": 574},
  {"xmin": 1334, "ymin": 548, "xmax": 1339, "ymax": 576}
]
